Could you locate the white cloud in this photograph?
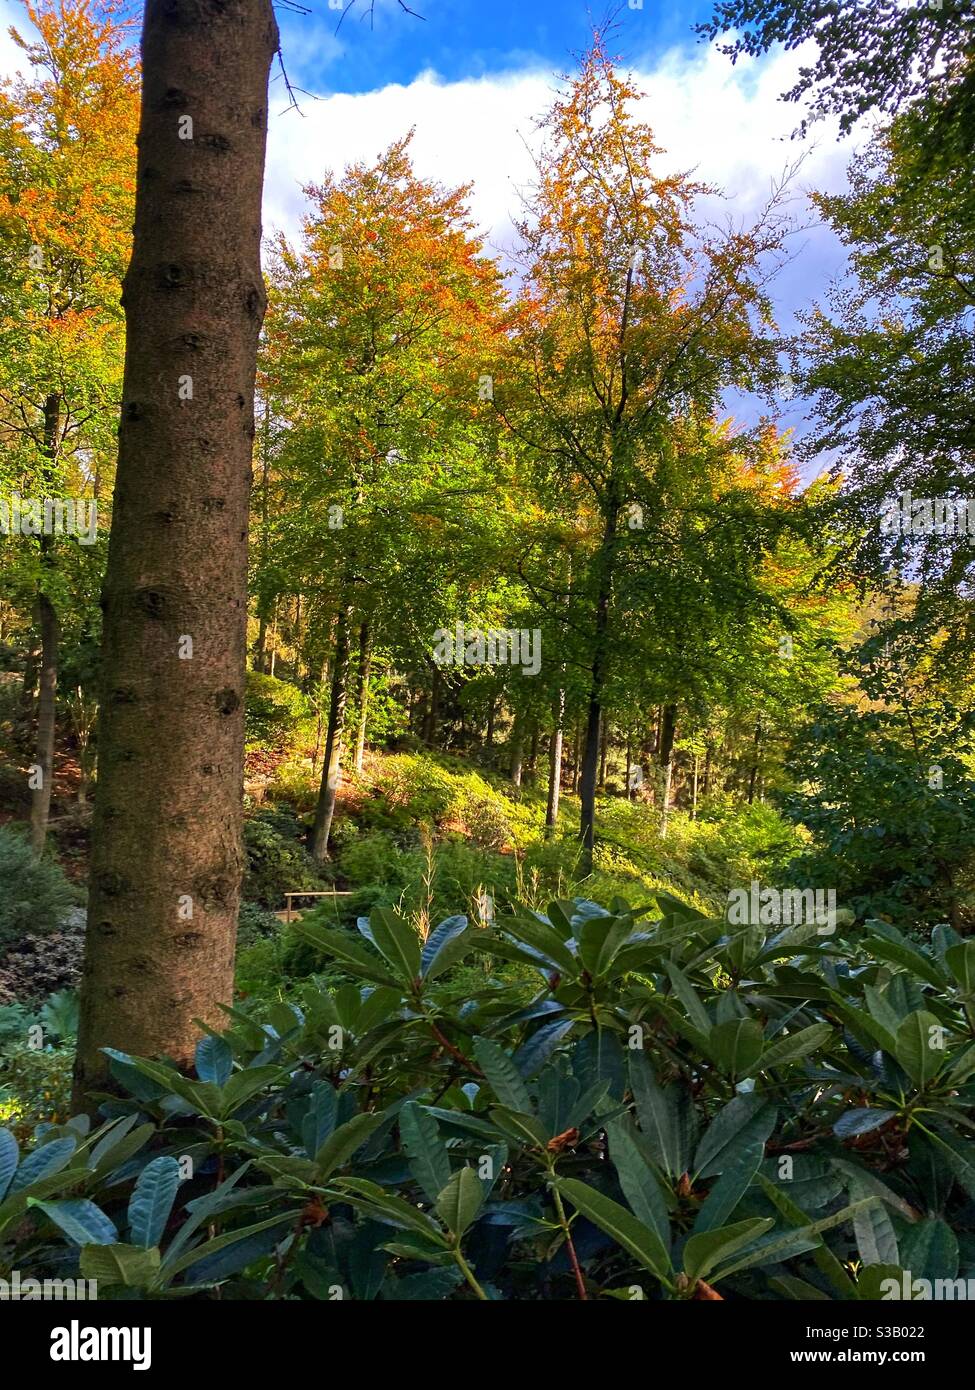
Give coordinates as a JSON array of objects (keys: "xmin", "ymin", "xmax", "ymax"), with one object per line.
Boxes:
[{"xmin": 263, "ymin": 41, "xmax": 855, "ymax": 260}]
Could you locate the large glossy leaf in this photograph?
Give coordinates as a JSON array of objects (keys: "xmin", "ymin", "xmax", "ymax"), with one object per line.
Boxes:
[
  {"xmin": 29, "ymin": 1198, "xmax": 118, "ymax": 1246},
  {"xmin": 558, "ymin": 1178, "xmax": 672, "ymax": 1284},
  {"xmin": 400, "ymin": 1102, "xmax": 451, "ymax": 1204},
  {"xmin": 760, "ymin": 1023, "xmax": 834, "ymax": 1070},
  {"xmin": 0, "ymin": 1129, "xmax": 18, "ymax": 1202},
  {"xmin": 128, "ymin": 1156, "xmax": 181, "ymax": 1249},
  {"xmin": 693, "ymin": 1093, "xmax": 774, "ymax": 1180},
  {"xmin": 435, "ymin": 1166, "xmax": 483, "ymax": 1237},
  {"xmin": 894, "ymin": 1011, "xmax": 946, "ymax": 1088},
  {"xmin": 684, "ymin": 1217, "xmax": 773, "ymax": 1283},
  {"xmin": 420, "ymin": 915, "xmax": 470, "ymax": 980},
  {"xmin": 195, "ymin": 1035, "xmax": 233, "ymax": 1086},
  {"xmin": 708, "ymin": 1018, "xmax": 764, "ymax": 1078},
  {"xmin": 80, "ymin": 1243, "xmax": 162, "ymax": 1288},
  {"xmin": 369, "ymin": 907, "xmax": 422, "ymax": 983},
  {"xmin": 8, "ymin": 1137, "xmax": 77, "ymax": 1195},
  {"xmin": 473, "ymin": 1036, "xmax": 533, "ymax": 1112},
  {"xmin": 629, "ymin": 1051, "xmax": 692, "ymax": 1179},
  {"xmin": 605, "ymin": 1114, "xmax": 671, "ymax": 1251},
  {"xmin": 291, "ymin": 921, "xmax": 402, "ymax": 988},
  {"xmin": 315, "ymin": 1111, "xmax": 387, "ymax": 1180}
]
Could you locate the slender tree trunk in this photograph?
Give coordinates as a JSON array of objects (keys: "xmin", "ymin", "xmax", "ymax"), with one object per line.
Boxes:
[
  {"xmin": 74, "ymin": 0, "xmax": 278, "ymax": 1102},
  {"xmin": 579, "ymin": 498, "xmax": 618, "ymax": 871},
  {"xmin": 29, "ymin": 590, "xmax": 59, "ymax": 854},
  {"xmin": 747, "ymin": 719, "xmax": 762, "ymax": 805},
  {"xmin": 311, "ymin": 605, "xmax": 352, "ymax": 860},
  {"xmin": 692, "ymin": 753, "xmax": 699, "ymax": 820},
  {"xmin": 702, "ymin": 740, "xmax": 713, "ymax": 799},
  {"xmin": 509, "ymin": 713, "xmax": 525, "ymax": 790},
  {"xmin": 353, "ymin": 619, "xmax": 371, "ymax": 773},
  {"xmin": 658, "ymin": 703, "xmax": 678, "ymax": 837},
  {"xmin": 485, "ymin": 695, "xmax": 496, "ymax": 751},
  {"xmin": 545, "ymin": 691, "xmax": 564, "ymax": 837},
  {"xmin": 18, "ymin": 637, "xmax": 40, "ymax": 754},
  {"xmin": 598, "ymin": 717, "xmax": 609, "ymax": 788},
  {"xmin": 29, "ymin": 393, "xmax": 62, "ymax": 854},
  {"xmin": 422, "ymin": 667, "xmax": 440, "ymax": 746},
  {"xmin": 526, "ymin": 720, "xmax": 539, "ymax": 784}
]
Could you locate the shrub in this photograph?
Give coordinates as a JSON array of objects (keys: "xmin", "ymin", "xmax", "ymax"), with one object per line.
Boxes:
[
  {"xmin": 0, "ymin": 826, "xmax": 77, "ymax": 956},
  {"xmin": 4, "ymin": 893, "xmax": 973, "ymax": 1301},
  {"xmin": 0, "ymin": 914, "xmax": 85, "ymax": 1005},
  {"xmin": 243, "ymin": 811, "xmax": 329, "ymax": 909},
  {"xmin": 244, "ymin": 670, "xmax": 313, "ymax": 751}
]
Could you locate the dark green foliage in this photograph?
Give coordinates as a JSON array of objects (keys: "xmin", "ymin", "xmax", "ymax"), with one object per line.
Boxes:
[
  {"xmin": 0, "ymin": 826, "xmax": 77, "ymax": 956},
  {"xmin": 243, "ymin": 811, "xmax": 329, "ymax": 909},
  {"xmin": 4, "ymin": 892, "xmax": 973, "ymax": 1300},
  {"xmin": 244, "ymin": 670, "xmax": 313, "ymax": 751}
]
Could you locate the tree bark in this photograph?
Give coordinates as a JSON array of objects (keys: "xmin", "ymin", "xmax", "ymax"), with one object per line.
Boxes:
[
  {"xmin": 747, "ymin": 718, "xmax": 762, "ymax": 805},
  {"xmin": 353, "ymin": 618, "xmax": 371, "ymax": 773},
  {"xmin": 579, "ymin": 498, "xmax": 618, "ymax": 872},
  {"xmin": 29, "ymin": 591, "xmax": 59, "ymax": 854},
  {"xmin": 74, "ymin": 0, "xmax": 278, "ymax": 1102},
  {"xmin": 658, "ymin": 703, "xmax": 678, "ymax": 836},
  {"xmin": 545, "ymin": 690, "xmax": 564, "ymax": 837},
  {"xmin": 310, "ymin": 604, "xmax": 352, "ymax": 860}
]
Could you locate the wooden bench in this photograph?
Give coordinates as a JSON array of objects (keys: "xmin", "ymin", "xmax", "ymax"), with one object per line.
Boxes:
[{"xmin": 275, "ymin": 890, "xmax": 355, "ymax": 924}]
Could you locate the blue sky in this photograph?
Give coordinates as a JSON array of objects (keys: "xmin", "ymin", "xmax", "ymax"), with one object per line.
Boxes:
[
  {"xmin": 275, "ymin": 0, "xmax": 719, "ymax": 97},
  {"xmin": 0, "ymin": 0, "xmax": 861, "ymax": 466}
]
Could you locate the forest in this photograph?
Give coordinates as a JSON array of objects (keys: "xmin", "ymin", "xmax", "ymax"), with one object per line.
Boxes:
[{"xmin": 0, "ymin": 0, "xmax": 974, "ymax": 1330}]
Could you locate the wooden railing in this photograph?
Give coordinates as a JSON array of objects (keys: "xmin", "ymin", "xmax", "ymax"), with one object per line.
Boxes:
[{"xmin": 278, "ymin": 889, "xmax": 355, "ymax": 923}]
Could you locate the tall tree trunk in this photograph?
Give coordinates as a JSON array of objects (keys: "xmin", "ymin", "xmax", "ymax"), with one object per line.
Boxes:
[
  {"xmin": 74, "ymin": 0, "xmax": 278, "ymax": 1103},
  {"xmin": 29, "ymin": 590, "xmax": 59, "ymax": 854},
  {"xmin": 545, "ymin": 691, "xmax": 564, "ymax": 837},
  {"xmin": 353, "ymin": 619, "xmax": 371, "ymax": 773},
  {"xmin": 658, "ymin": 703, "xmax": 678, "ymax": 837},
  {"xmin": 747, "ymin": 719, "xmax": 762, "ymax": 805},
  {"xmin": 311, "ymin": 605, "xmax": 352, "ymax": 860},
  {"xmin": 526, "ymin": 719, "xmax": 539, "ymax": 784},
  {"xmin": 422, "ymin": 666, "xmax": 440, "ymax": 746},
  {"xmin": 509, "ymin": 713, "xmax": 525, "ymax": 790},
  {"xmin": 579, "ymin": 498, "xmax": 618, "ymax": 871},
  {"xmin": 29, "ymin": 393, "xmax": 62, "ymax": 853},
  {"xmin": 598, "ymin": 717, "xmax": 609, "ymax": 788},
  {"xmin": 485, "ymin": 694, "xmax": 496, "ymax": 751}
]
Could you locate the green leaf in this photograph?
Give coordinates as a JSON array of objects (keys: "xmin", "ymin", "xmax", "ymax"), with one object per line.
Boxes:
[
  {"xmin": 8, "ymin": 1137, "xmax": 77, "ymax": 1195},
  {"xmin": 487, "ymin": 1106, "xmax": 549, "ymax": 1150},
  {"xmin": 605, "ymin": 1114, "xmax": 671, "ymax": 1251},
  {"xmin": 420, "ymin": 915, "xmax": 470, "ymax": 980},
  {"xmin": 369, "ymin": 907, "xmax": 422, "ymax": 983},
  {"xmin": 166, "ymin": 1212, "xmax": 296, "ymax": 1278},
  {"xmin": 435, "ymin": 1166, "xmax": 484, "ymax": 1237},
  {"xmin": 400, "ymin": 1103, "xmax": 451, "ymax": 1204},
  {"xmin": 0, "ymin": 1129, "xmax": 18, "ymax": 1202},
  {"xmin": 894, "ymin": 1011, "xmax": 947, "ymax": 1089},
  {"xmin": 854, "ymin": 1197, "xmax": 899, "ymax": 1267},
  {"xmin": 315, "ymin": 1111, "xmax": 387, "ymax": 1180},
  {"xmin": 661, "ymin": 961, "xmax": 712, "ymax": 1034},
  {"xmin": 863, "ymin": 934, "xmax": 944, "ymax": 989},
  {"xmin": 291, "ymin": 921, "xmax": 403, "ymax": 988},
  {"xmin": 629, "ymin": 1050, "xmax": 691, "ymax": 1179},
  {"xmin": 501, "ymin": 917, "xmax": 578, "ymax": 976},
  {"xmin": 577, "ymin": 914, "xmax": 636, "ymax": 977},
  {"xmin": 473, "ymin": 1036, "xmax": 533, "ymax": 1112},
  {"xmin": 29, "ymin": 1198, "xmax": 118, "ymax": 1246},
  {"xmin": 708, "ymin": 1018, "xmax": 765, "ymax": 1078},
  {"xmin": 195, "ymin": 1035, "xmax": 233, "ymax": 1086},
  {"xmin": 684, "ymin": 1217, "xmax": 774, "ymax": 1283},
  {"xmin": 760, "ymin": 1023, "xmax": 834, "ymax": 1070},
  {"xmin": 693, "ymin": 1094, "xmax": 774, "ymax": 1181},
  {"xmin": 757, "ymin": 1174, "xmax": 857, "ymax": 1298},
  {"xmin": 692, "ymin": 1137, "xmax": 766, "ymax": 1235},
  {"xmin": 219, "ymin": 1064, "xmax": 283, "ymax": 1116},
  {"xmin": 710, "ymin": 1199, "xmax": 879, "ymax": 1281},
  {"xmin": 945, "ymin": 941, "xmax": 975, "ymax": 992},
  {"xmin": 80, "ymin": 1243, "xmax": 162, "ymax": 1288},
  {"xmin": 558, "ymin": 1178, "xmax": 672, "ymax": 1284},
  {"xmin": 335, "ymin": 1177, "xmax": 448, "ymax": 1242},
  {"xmin": 127, "ymin": 1156, "xmax": 181, "ymax": 1249}
]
